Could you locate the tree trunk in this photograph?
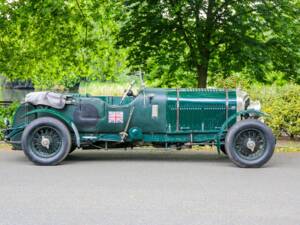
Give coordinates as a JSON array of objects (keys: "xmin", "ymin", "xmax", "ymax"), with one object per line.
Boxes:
[
  {"xmin": 196, "ymin": 64, "xmax": 208, "ymax": 88},
  {"xmin": 196, "ymin": 47, "xmax": 211, "ymax": 88}
]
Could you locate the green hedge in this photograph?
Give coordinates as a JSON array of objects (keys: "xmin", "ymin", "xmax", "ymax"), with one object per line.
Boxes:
[{"xmin": 247, "ymin": 84, "xmax": 300, "ymax": 139}]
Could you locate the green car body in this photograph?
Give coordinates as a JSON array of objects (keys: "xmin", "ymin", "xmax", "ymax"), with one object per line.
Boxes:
[{"xmin": 4, "ymin": 87, "xmax": 275, "ymax": 167}]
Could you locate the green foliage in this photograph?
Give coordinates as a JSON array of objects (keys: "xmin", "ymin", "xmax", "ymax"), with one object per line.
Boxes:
[
  {"xmin": 210, "ymin": 73, "xmax": 252, "ymax": 89},
  {"xmin": 0, "ymin": 0, "xmax": 128, "ymax": 89},
  {"xmin": 211, "ymin": 71, "xmax": 296, "ymax": 89},
  {"xmin": 247, "ymin": 84, "xmax": 300, "ymax": 139},
  {"xmin": 119, "ymin": 0, "xmax": 300, "ymax": 87},
  {"xmin": 145, "ymin": 57, "xmax": 196, "ymax": 88},
  {"xmin": 1, "ymin": 0, "xmax": 300, "ymax": 90},
  {"xmin": 0, "ymin": 102, "xmax": 19, "ymax": 139}
]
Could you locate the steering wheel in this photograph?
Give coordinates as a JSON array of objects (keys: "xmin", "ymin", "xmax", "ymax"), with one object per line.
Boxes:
[{"xmin": 120, "ymin": 80, "xmax": 136, "ymax": 105}]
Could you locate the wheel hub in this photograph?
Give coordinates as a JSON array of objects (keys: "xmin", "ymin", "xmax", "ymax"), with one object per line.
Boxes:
[
  {"xmin": 41, "ymin": 136, "xmax": 50, "ymax": 149},
  {"xmin": 246, "ymin": 138, "xmax": 256, "ymax": 152}
]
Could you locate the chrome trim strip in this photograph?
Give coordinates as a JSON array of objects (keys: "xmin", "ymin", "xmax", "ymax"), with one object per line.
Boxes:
[
  {"xmin": 176, "ymin": 88, "xmax": 180, "ymax": 131},
  {"xmin": 225, "ymin": 89, "xmax": 229, "ymax": 121}
]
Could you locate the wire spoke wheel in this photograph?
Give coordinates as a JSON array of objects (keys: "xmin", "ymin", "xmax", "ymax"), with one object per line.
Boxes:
[
  {"xmin": 234, "ymin": 128, "xmax": 266, "ymax": 161},
  {"xmin": 225, "ymin": 119, "xmax": 275, "ymax": 168},
  {"xmin": 22, "ymin": 117, "xmax": 71, "ymax": 165},
  {"xmin": 29, "ymin": 126, "xmax": 63, "ymax": 158}
]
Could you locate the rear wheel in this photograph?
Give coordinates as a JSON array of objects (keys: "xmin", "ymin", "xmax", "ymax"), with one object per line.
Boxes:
[
  {"xmin": 22, "ymin": 117, "xmax": 71, "ymax": 165},
  {"xmin": 225, "ymin": 119, "xmax": 275, "ymax": 168}
]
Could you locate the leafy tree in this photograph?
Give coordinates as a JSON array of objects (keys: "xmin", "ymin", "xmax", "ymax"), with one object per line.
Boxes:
[
  {"xmin": 0, "ymin": 0, "xmax": 128, "ymax": 89},
  {"xmin": 119, "ymin": 0, "xmax": 300, "ymax": 87}
]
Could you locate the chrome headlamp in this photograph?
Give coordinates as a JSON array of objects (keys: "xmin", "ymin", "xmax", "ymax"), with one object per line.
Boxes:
[{"xmin": 248, "ymin": 100, "xmax": 261, "ymax": 111}]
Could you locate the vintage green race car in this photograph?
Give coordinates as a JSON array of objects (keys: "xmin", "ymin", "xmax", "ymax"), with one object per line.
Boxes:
[{"xmin": 4, "ymin": 83, "xmax": 276, "ymax": 167}]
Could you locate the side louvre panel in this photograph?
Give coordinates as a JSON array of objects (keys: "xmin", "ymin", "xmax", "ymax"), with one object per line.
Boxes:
[{"xmin": 166, "ymin": 89, "xmax": 237, "ymax": 132}]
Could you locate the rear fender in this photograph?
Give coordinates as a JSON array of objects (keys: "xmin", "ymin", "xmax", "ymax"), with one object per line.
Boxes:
[{"xmin": 25, "ymin": 109, "xmax": 80, "ymax": 147}]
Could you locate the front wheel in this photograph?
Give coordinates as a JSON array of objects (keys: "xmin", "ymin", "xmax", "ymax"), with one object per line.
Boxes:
[
  {"xmin": 69, "ymin": 145, "xmax": 77, "ymax": 154},
  {"xmin": 220, "ymin": 145, "xmax": 227, "ymax": 155},
  {"xmin": 22, "ymin": 117, "xmax": 71, "ymax": 165},
  {"xmin": 225, "ymin": 119, "xmax": 275, "ymax": 168}
]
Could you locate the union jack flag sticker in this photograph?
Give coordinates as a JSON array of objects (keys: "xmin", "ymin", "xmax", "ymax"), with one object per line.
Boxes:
[{"xmin": 108, "ymin": 111, "xmax": 123, "ymax": 123}]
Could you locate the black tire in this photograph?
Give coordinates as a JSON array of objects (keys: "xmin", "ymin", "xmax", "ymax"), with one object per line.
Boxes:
[
  {"xmin": 12, "ymin": 143, "xmax": 22, "ymax": 150},
  {"xmin": 21, "ymin": 117, "xmax": 71, "ymax": 165},
  {"xmin": 69, "ymin": 145, "xmax": 77, "ymax": 154},
  {"xmin": 225, "ymin": 119, "xmax": 275, "ymax": 168},
  {"xmin": 220, "ymin": 145, "xmax": 227, "ymax": 155}
]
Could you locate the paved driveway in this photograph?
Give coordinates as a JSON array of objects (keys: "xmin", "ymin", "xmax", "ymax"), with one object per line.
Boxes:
[{"xmin": 0, "ymin": 149, "xmax": 300, "ymax": 225}]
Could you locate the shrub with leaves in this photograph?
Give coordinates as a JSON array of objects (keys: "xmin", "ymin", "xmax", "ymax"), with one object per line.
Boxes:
[
  {"xmin": 211, "ymin": 73, "xmax": 252, "ymax": 89},
  {"xmin": 248, "ymin": 84, "xmax": 300, "ymax": 139},
  {"xmin": 0, "ymin": 102, "xmax": 20, "ymax": 140}
]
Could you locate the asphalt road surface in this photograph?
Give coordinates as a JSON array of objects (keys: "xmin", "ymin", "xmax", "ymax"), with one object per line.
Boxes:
[{"xmin": 0, "ymin": 149, "xmax": 300, "ymax": 225}]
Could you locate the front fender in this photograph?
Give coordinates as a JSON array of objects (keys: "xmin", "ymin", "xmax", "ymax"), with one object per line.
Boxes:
[
  {"xmin": 215, "ymin": 109, "xmax": 269, "ymax": 152},
  {"xmin": 25, "ymin": 109, "xmax": 80, "ymax": 147}
]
